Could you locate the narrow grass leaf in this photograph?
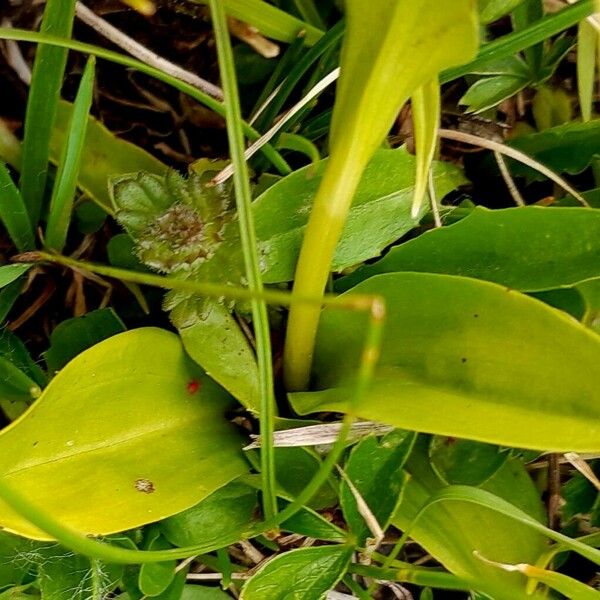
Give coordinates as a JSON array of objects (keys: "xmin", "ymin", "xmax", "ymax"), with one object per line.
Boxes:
[
  {"xmin": 19, "ymin": 0, "xmax": 76, "ymax": 225},
  {"xmin": 577, "ymin": 19, "xmax": 597, "ymax": 122},
  {"xmin": 0, "ymin": 164, "xmax": 34, "ymax": 252},
  {"xmin": 45, "ymin": 56, "xmax": 95, "ymax": 251},
  {"xmin": 411, "ymin": 78, "xmax": 440, "ymax": 217}
]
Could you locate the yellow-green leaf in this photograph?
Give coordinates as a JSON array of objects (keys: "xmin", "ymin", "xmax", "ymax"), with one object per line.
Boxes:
[
  {"xmin": 291, "ymin": 273, "xmax": 600, "ymax": 452},
  {"xmin": 0, "ymin": 328, "xmax": 247, "ymax": 540}
]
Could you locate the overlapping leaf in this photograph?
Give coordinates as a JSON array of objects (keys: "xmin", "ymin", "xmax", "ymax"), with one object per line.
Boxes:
[{"xmin": 292, "ymin": 273, "xmax": 600, "ymax": 452}]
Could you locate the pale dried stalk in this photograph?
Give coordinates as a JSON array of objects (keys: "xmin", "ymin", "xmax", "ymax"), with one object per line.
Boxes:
[{"xmin": 212, "ymin": 67, "xmax": 340, "ymax": 184}]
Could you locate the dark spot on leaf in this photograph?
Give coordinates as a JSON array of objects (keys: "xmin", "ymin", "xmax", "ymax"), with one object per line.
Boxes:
[
  {"xmin": 32, "ymin": 441, "xmax": 38, "ymax": 447},
  {"xmin": 135, "ymin": 479, "xmax": 155, "ymax": 494},
  {"xmin": 461, "ymin": 357, "xmax": 467, "ymax": 363},
  {"xmin": 445, "ymin": 437, "xmax": 457, "ymax": 446},
  {"xmin": 473, "ymin": 313, "xmax": 479, "ymax": 318},
  {"xmin": 187, "ymin": 379, "xmax": 201, "ymax": 394}
]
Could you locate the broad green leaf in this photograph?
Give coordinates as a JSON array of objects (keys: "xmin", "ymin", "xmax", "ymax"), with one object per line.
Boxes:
[
  {"xmin": 19, "ymin": 0, "xmax": 75, "ymax": 225},
  {"xmin": 37, "ymin": 549, "xmax": 121, "ymax": 600},
  {"xmin": 459, "ymin": 74, "xmax": 529, "ymax": 113},
  {"xmin": 0, "ymin": 531, "xmax": 39, "ymax": 589},
  {"xmin": 0, "ymin": 329, "xmax": 46, "ymax": 389},
  {"xmin": 178, "ymin": 302, "xmax": 259, "ymax": 412},
  {"xmin": 0, "ymin": 265, "xmax": 30, "ymax": 289},
  {"xmin": 468, "ymin": 54, "xmax": 531, "ymax": 76},
  {"xmin": 291, "ymin": 273, "xmax": 600, "ymax": 452},
  {"xmin": 478, "ymin": 0, "xmax": 526, "ymax": 23},
  {"xmin": 502, "ymin": 120, "xmax": 600, "ymax": 180},
  {"xmin": 395, "ymin": 447, "xmax": 546, "ymax": 598},
  {"xmin": 161, "ymin": 481, "xmax": 258, "ymax": 548},
  {"xmin": 45, "ymin": 56, "xmax": 95, "ymax": 252},
  {"xmin": 277, "ymin": 500, "xmax": 346, "ymax": 543},
  {"xmin": 273, "ymin": 447, "xmax": 337, "ymax": 510},
  {"xmin": 180, "ymin": 586, "xmax": 231, "ymax": 599},
  {"xmin": 0, "ymin": 328, "xmax": 247, "ymax": 540},
  {"xmin": 43, "ymin": 308, "xmax": 126, "ymax": 375},
  {"xmin": 255, "ymin": 148, "xmax": 465, "ymax": 283},
  {"xmin": 429, "ymin": 437, "xmax": 509, "ymax": 486},
  {"xmin": 240, "ymin": 545, "xmax": 352, "ymax": 600},
  {"xmin": 75, "ymin": 200, "xmax": 106, "ymax": 234},
  {"xmin": 0, "ymin": 280, "xmax": 24, "ymax": 326},
  {"xmin": 341, "ymin": 431, "xmax": 415, "ymax": 545},
  {"xmin": 162, "ymin": 475, "xmax": 344, "ymax": 547},
  {"xmin": 338, "ymin": 207, "xmax": 600, "ymax": 293},
  {"xmin": 138, "ymin": 528, "xmax": 176, "ymax": 597}
]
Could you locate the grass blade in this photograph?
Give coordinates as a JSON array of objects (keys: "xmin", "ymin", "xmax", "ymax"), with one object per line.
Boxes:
[
  {"xmin": 207, "ymin": 0, "xmax": 278, "ymax": 519},
  {"xmin": 19, "ymin": 0, "xmax": 76, "ymax": 225},
  {"xmin": 0, "ymin": 163, "xmax": 34, "ymax": 251},
  {"xmin": 441, "ymin": 0, "xmax": 594, "ymax": 83},
  {"xmin": 577, "ymin": 19, "xmax": 597, "ymax": 122},
  {"xmin": 44, "ymin": 57, "xmax": 95, "ymax": 252}
]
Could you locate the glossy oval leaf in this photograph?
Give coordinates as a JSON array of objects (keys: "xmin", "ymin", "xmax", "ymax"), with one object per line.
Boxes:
[
  {"xmin": 255, "ymin": 148, "xmax": 465, "ymax": 283},
  {"xmin": 240, "ymin": 545, "xmax": 352, "ymax": 600},
  {"xmin": 0, "ymin": 327, "xmax": 247, "ymax": 540},
  {"xmin": 338, "ymin": 207, "xmax": 600, "ymax": 292},
  {"xmin": 291, "ymin": 273, "xmax": 600, "ymax": 452}
]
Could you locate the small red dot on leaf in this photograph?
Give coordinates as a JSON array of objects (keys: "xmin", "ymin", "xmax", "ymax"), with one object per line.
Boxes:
[{"xmin": 187, "ymin": 379, "xmax": 201, "ymax": 394}]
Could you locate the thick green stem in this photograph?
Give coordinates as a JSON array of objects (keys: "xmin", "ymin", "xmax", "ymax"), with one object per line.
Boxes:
[
  {"xmin": 283, "ymin": 146, "xmax": 365, "ymax": 390},
  {"xmin": 208, "ymin": 0, "xmax": 278, "ymax": 520}
]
